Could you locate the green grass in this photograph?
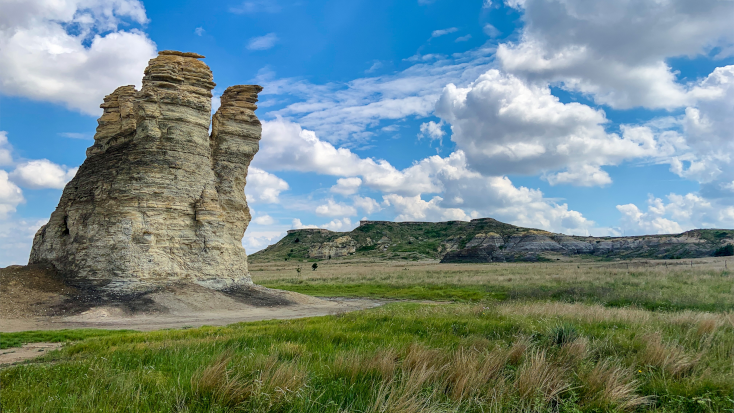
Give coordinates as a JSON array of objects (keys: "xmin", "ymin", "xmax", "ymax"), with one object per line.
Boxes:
[
  {"xmin": 259, "ymin": 265, "xmax": 734, "ymax": 312},
  {"xmin": 4, "ymin": 260, "xmax": 734, "ymax": 411},
  {"xmin": 2, "ymin": 303, "xmax": 733, "ymax": 412},
  {"xmin": 260, "ymin": 283, "xmax": 493, "ymax": 302},
  {"xmin": 0, "ymin": 329, "xmax": 134, "ymax": 349}
]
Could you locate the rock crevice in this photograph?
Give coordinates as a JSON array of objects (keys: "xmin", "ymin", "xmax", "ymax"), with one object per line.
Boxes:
[{"xmin": 30, "ymin": 51, "xmax": 262, "ymax": 293}]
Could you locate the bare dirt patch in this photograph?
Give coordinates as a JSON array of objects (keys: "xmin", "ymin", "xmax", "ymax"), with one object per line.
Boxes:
[
  {"xmin": 0, "ymin": 265, "xmax": 383, "ymax": 333},
  {"xmin": 0, "ymin": 342, "xmax": 63, "ymax": 366}
]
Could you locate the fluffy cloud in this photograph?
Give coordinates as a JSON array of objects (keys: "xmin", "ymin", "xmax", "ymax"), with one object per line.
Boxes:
[
  {"xmin": 617, "ymin": 193, "xmax": 734, "ymax": 235},
  {"xmin": 254, "ymin": 119, "xmax": 439, "ymax": 196},
  {"xmin": 253, "ymin": 215, "xmax": 276, "ymax": 225},
  {"xmin": 353, "ymin": 195, "xmax": 381, "ymax": 215},
  {"xmin": 10, "ymin": 159, "xmax": 77, "ymax": 189},
  {"xmin": 320, "ymin": 217, "xmax": 355, "ymax": 231},
  {"xmin": 436, "ymin": 70, "xmax": 663, "ymax": 177},
  {"xmin": 0, "ymin": 218, "xmax": 47, "ymax": 266},
  {"xmin": 245, "ymin": 167, "xmax": 289, "ymax": 203},
  {"xmin": 257, "ymin": 46, "xmax": 494, "ymax": 143},
  {"xmin": 315, "ymin": 199, "xmax": 357, "ymax": 217},
  {"xmin": 0, "ymin": 170, "xmax": 24, "ymax": 219},
  {"xmin": 242, "ymin": 230, "xmax": 286, "ymax": 253},
  {"xmin": 669, "ymin": 66, "xmax": 734, "ymax": 196},
  {"xmin": 483, "ymin": 24, "xmax": 500, "ymax": 38},
  {"xmin": 0, "ymin": 0, "xmax": 157, "ymax": 115},
  {"xmin": 292, "ymin": 218, "xmax": 318, "ymax": 229},
  {"xmin": 498, "ymin": 0, "xmax": 734, "ymax": 109},
  {"xmin": 247, "ymin": 33, "xmax": 278, "ymax": 50},
  {"xmin": 545, "ymin": 165, "xmax": 611, "ymax": 187},
  {"xmin": 256, "ymin": 118, "xmax": 598, "ymax": 234},
  {"xmin": 418, "ymin": 120, "xmax": 445, "ymax": 141},
  {"xmin": 383, "ymin": 194, "xmax": 471, "ymax": 222},
  {"xmin": 330, "ymin": 177, "xmax": 362, "ymax": 195},
  {"xmin": 431, "ymin": 28, "xmax": 458, "ymax": 38},
  {"xmin": 418, "ymin": 153, "xmax": 598, "ymax": 234},
  {"xmin": 0, "ymin": 132, "xmax": 12, "ymax": 166}
]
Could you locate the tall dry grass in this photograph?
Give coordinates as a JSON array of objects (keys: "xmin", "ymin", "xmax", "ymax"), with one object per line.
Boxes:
[
  {"xmin": 513, "ymin": 350, "xmax": 570, "ymax": 408},
  {"xmin": 192, "ymin": 353, "xmax": 307, "ymax": 408},
  {"xmin": 368, "ymin": 364, "xmax": 442, "ymax": 413},
  {"xmin": 581, "ymin": 360, "xmax": 649, "ymax": 410},
  {"xmin": 443, "ymin": 347, "xmax": 508, "ymax": 402},
  {"xmin": 333, "ymin": 348, "xmax": 397, "ymax": 382},
  {"xmin": 639, "ymin": 332, "xmax": 700, "ymax": 377}
]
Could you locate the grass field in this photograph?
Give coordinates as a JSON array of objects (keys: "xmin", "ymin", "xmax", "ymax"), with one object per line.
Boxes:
[
  {"xmin": 252, "ymin": 258, "xmax": 734, "ymax": 312},
  {"xmin": 2, "ymin": 258, "xmax": 733, "ymax": 412}
]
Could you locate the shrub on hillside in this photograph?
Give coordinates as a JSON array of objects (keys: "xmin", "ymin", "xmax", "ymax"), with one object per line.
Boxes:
[{"xmin": 714, "ymin": 244, "xmax": 734, "ymax": 257}]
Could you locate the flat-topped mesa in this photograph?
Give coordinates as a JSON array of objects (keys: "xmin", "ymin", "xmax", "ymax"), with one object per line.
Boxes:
[{"xmin": 29, "ymin": 51, "xmax": 263, "ymax": 293}]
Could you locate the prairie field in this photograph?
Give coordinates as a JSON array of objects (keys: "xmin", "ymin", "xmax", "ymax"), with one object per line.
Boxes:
[
  {"xmin": 2, "ymin": 258, "xmax": 733, "ymax": 412},
  {"xmin": 252, "ymin": 257, "xmax": 734, "ymax": 312}
]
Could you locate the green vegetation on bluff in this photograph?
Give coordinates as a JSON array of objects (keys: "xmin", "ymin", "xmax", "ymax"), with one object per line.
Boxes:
[
  {"xmin": 250, "ymin": 219, "xmax": 734, "ymax": 263},
  {"xmin": 250, "ymin": 219, "xmax": 540, "ymax": 262}
]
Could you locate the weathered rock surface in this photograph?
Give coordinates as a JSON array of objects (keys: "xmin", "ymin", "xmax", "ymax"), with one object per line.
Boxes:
[
  {"xmin": 29, "ymin": 51, "xmax": 262, "ymax": 293},
  {"xmin": 441, "ymin": 230, "xmax": 719, "ymax": 263},
  {"xmin": 308, "ymin": 236, "xmax": 357, "ymax": 259}
]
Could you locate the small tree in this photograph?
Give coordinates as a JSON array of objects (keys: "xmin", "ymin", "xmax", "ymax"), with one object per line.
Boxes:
[
  {"xmin": 714, "ymin": 244, "xmax": 734, "ymax": 257},
  {"xmin": 296, "ymin": 266, "xmax": 301, "ymax": 275},
  {"xmin": 312, "ymin": 263, "xmax": 318, "ymax": 271}
]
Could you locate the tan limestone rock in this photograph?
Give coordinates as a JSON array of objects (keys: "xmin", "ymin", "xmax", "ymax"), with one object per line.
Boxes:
[{"xmin": 29, "ymin": 51, "xmax": 262, "ymax": 293}]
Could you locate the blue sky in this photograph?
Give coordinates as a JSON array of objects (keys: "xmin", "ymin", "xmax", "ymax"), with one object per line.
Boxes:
[{"xmin": 1, "ymin": 0, "xmax": 734, "ymax": 265}]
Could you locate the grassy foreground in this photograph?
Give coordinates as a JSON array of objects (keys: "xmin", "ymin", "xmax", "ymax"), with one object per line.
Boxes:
[
  {"xmin": 2, "ymin": 301, "xmax": 733, "ymax": 412},
  {"xmin": 253, "ymin": 259, "xmax": 734, "ymax": 312}
]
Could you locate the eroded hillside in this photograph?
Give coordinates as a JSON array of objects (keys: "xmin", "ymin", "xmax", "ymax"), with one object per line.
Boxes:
[{"xmin": 250, "ymin": 218, "xmax": 734, "ymax": 263}]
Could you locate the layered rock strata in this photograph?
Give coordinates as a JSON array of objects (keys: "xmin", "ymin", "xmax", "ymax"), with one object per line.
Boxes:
[
  {"xmin": 29, "ymin": 51, "xmax": 262, "ymax": 292},
  {"xmin": 440, "ymin": 231, "xmax": 712, "ymax": 263},
  {"xmin": 308, "ymin": 236, "xmax": 357, "ymax": 259}
]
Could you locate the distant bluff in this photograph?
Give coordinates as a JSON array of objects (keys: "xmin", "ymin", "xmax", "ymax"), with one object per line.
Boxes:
[
  {"xmin": 30, "ymin": 51, "xmax": 263, "ymax": 292},
  {"xmin": 251, "ymin": 219, "xmax": 734, "ymax": 263}
]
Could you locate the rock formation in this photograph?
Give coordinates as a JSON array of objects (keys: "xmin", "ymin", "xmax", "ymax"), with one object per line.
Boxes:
[
  {"xmin": 308, "ymin": 236, "xmax": 357, "ymax": 259},
  {"xmin": 252, "ymin": 218, "xmax": 733, "ymax": 262},
  {"xmin": 29, "ymin": 51, "xmax": 262, "ymax": 293}
]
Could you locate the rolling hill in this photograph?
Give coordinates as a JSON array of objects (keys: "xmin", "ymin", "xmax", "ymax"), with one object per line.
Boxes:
[{"xmin": 249, "ymin": 218, "xmax": 734, "ymax": 263}]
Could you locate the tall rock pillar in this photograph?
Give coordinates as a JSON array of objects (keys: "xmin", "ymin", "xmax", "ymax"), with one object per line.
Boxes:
[{"xmin": 29, "ymin": 51, "xmax": 262, "ymax": 292}]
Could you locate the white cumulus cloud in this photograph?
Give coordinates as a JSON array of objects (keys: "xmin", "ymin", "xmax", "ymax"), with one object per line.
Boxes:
[
  {"xmin": 0, "ymin": 218, "xmax": 47, "ymax": 266},
  {"xmin": 315, "ymin": 199, "xmax": 357, "ymax": 217},
  {"xmin": 245, "ymin": 167, "xmax": 289, "ymax": 203},
  {"xmin": 0, "ymin": 170, "xmax": 25, "ymax": 219},
  {"xmin": 0, "ymin": 132, "xmax": 13, "ymax": 166},
  {"xmin": 617, "ymin": 192, "xmax": 734, "ymax": 236},
  {"xmin": 292, "ymin": 218, "xmax": 318, "ymax": 229},
  {"xmin": 253, "ymin": 215, "xmax": 276, "ymax": 225},
  {"xmin": 0, "ymin": 0, "xmax": 157, "ymax": 115},
  {"xmin": 436, "ymin": 69, "xmax": 663, "ymax": 178},
  {"xmin": 418, "ymin": 120, "xmax": 445, "ymax": 141},
  {"xmin": 498, "ymin": 0, "xmax": 734, "ymax": 110},
  {"xmin": 330, "ymin": 177, "xmax": 362, "ymax": 195},
  {"xmin": 353, "ymin": 195, "xmax": 381, "ymax": 215},
  {"xmin": 242, "ymin": 230, "xmax": 286, "ymax": 253},
  {"xmin": 10, "ymin": 159, "xmax": 77, "ymax": 189},
  {"xmin": 321, "ymin": 217, "xmax": 355, "ymax": 231}
]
